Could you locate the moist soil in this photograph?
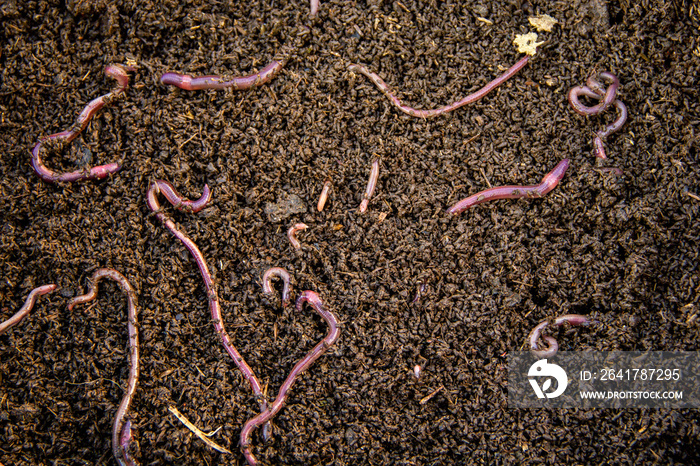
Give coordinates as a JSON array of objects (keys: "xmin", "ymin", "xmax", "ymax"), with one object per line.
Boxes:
[{"xmin": 1, "ymin": 0, "xmax": 699, "ymax": 464}]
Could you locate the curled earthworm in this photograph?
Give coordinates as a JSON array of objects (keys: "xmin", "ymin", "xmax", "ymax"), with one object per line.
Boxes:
[
  {"xmin": 0, "ymin": 284, "xmax": 57, "ymax": 335},
  {"xmin": 262, "ymin": 267, "xmax": 292, "ymax": 306},
  {"xmin": 529, "ymin": 314, "xmax": 592, "ymax": 358},
  {"xmin": 359, "ymin": 159, "xmax": 379, "ymax": 213},
  {"xmin": 568, "ymin": 72, "xmax": 627, "ymax": 159},
  {"xmin": 448, "ymin": 159, "xmax": 570, "ymax": 214},
  {"xmin": 67, "ymin": 268, "xmax": 140, "ymax": 466},
  {"xmin": 30, "ymin": 64, "xmax": 134, "ymax": 183},
  {"xmin": 147, "ymin": 180, "xmax": 271, "ymax": 438},
  {"xmin": 317, "ymin": 180, "xmax": 331, "ymax": 212},
  {"xmin": 348, "ymin": 56, "xmax": 529, "ymax": 118},
  {"xmin": 161, "ymin": 27, "xmax": 309, "ymax": 91},
  {"xmin": 287, "ymin": 223, "xmax": 308, "ymax": 250},
  {"xmin": 240, "ymin": 290, "xmax": 340, "ymax": 466}
]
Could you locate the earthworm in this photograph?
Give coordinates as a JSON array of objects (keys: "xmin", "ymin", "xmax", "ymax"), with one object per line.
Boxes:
[
  {"xmin": 310, "ymin": 0, "xmax": 319, "ymax": 16},
  {"xmin": 0, "ymin": 284, "xmax": 57, "ymax": 335},
  {"xmin": 448, "ymin": 159, "xmax": 570, "ymax": 214},
  {"xmin": 359, "ymin": 159, "xmax": 379, "ymax": 213},
  {"xmin": 67, "ymin": 268, "xmax": 140, "ymax": 466},
  {"xmin": 262, "ymin": 267, "xmax": 292, "ymax": 306},
  {"xmin": 529, "ymin": 314, "xmax": 591, "ymax": 358},
  {"xmin": 147, "ymin": 180, "xmax": 271, "ymax": 437},
  {"xmin": 287, "ymin": 223, "xmax": 308, "ymax": 250},
  {"xmin": 240, "ymin": 290, "xmax": 340, "ymax": 466},
  {"xmin": 30, "ymin": 64, "xmax": 134, "ymax": 183},
  {"xmin": 348, "ymin": 56, "xmax": 529, "ymax": 118},
  {"xmin": 567, "ymin": 72, "xmax": 627, "ymax": 159},
  {"xmin": 161, "ymin": 29, "xmax": 308, "ymax": 91},
  {"xmin": 317, "ymin": 180, "xmax": 331, "ymax": 212}
]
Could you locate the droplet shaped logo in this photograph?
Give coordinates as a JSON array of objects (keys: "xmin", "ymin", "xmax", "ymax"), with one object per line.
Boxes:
[{"xmin": 528, "ymin": 359, "xmax": 568, "ymax": 399}]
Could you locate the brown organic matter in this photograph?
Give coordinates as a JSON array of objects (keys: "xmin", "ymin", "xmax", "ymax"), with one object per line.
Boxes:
[{"xmin": 1, "ymin": 1, "xmax": 699, "ymax": 465}]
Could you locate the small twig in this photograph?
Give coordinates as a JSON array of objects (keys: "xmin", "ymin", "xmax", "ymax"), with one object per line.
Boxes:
[
  {"xmin": 420, "ymin": 385, "xmax": 444, "ymax": 405},
  {"xmin": 167, "ymin": 406, "xmax": 231, "ymax": 454}
]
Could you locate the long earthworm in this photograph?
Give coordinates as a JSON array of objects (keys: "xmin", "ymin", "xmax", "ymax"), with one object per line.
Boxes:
[
  {"xmin": 567, "ymin": 71, "xmax": 627, "ymax": 159},
  {"xmin": 67, "ymin": 268, "xmax": 140, "ymax": 466},
  {"xmin": 287, "ymin": 223, "xmax": 308, "ymax": 250},
  {"xmin": 146, "ymin": 180, "xmax": 271, "ymax": 438},
  {"xmin": 160, "ymin": 27, "xmax": 309, "ymax": 91},
  {"xmin": 528, "ymin": 314, "xmax": 591, "ymax": 358},
  {"xmin": 30, "ymin": 64, "xmax": 134, "ymax": 183},
  {"xmin": 359, "ymin": 159, "xmax": 379, "ymax": 213},
  {"xmin": 240, "ymin": 290, "xmax": 340, "ymax": 466},
  {"xmin": 348, "ymin": 56, "xmax": 529, "ymax": 118},
  {"xmin": 0, "ymin": 284, "xmax": 57, "ymax": 335},
  {"xmin": 448, "ymin": 159, "xmax": 570, "ymax": 214},
  {"xmin": 262, "ymin": 267, "xmax": 292, "ymax": 306},
  {"xmin": 317, "ymin": 180, "xmax": 331, "ymax": 212}
]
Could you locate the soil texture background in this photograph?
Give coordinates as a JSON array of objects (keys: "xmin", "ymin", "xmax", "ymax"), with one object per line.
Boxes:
[{"xmin": 1, "ymin": 0, "xmax": 700, "ymax": 464}]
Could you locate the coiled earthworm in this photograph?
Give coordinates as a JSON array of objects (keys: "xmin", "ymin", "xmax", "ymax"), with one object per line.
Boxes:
[
  {"xmin": 568, "ymin": 72, "xmax": 627, "ymax": 159},
  {"xmin": 160, "ymin": 27, "xmax": 310, "ymax": 91},
  {"xmin": 0, "ymin": 284, "xmax": 57, "ymax": 335},
  {"xmin": 529, "ymin": 314, "xmax": 592, "ymax": 358},
  {"xmin": 262, "ymin": 267, "xmax": 292, "ymax": 306},
  {"xmin": 287, "ymin": 223, "xmax": 308, "ymax": 250},
  {"xmin": 448, "ymin": 159, "xmax": 570, "ymax": 214},
  {"xmin": 240, "ymin": 290, "xmax": 340, "ymax": 466},
  {"xmin": 348, "ymin": 56, "xmax": 529, "ymax": 118},
  {"xmin": 67, "ymin": 268, "xmax": 140, "ymax": 466},
  {"xmin": 317, "ymin": 180, "xmax": 331, "ymax": 212},
  {"xmin": 147, "ymin": 180, "xmax": 271, "ymax": 438},
  {"xmin": 359, "ymin": 159, "xmax": 379, "ymax": 213},
  {"xmin": 30, "ymin": 64, "xmax": 134, "ymax": 183}
]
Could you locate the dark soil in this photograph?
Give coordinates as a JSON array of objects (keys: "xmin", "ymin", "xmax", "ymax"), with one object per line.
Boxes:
[{"xmin": 1, "ymin": 0, "xmax": 699, "ymax": 464}]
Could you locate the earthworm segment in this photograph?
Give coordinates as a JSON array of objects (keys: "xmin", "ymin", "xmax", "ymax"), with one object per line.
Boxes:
[
  {"xmin": 161, "ymin": 27, "xmax": 310, "ymax": 91},
  {"xmin": 348, "ymin": 56, "xmax": 529, "ymax": 118},
  {"xmin": 528, "ymin": 314, "xmax": 592, "ymax": 358},
  {"xmin": 0, "ymin": 284, "xmax": 57, "ymax": 335},
  {"xmin": 568, "ymin": 71, "xmax": 627, "ymax": 159},
  {"xmin": 146, "ymin": 180, "xmax": 271, "ymax": 436},
  {"xmin": 448, "ymin": 159, "xmax": 570, "ymax": 214},
  {"xmin": 30, "ymin": 64, "xmax": 134, "ymax": 183},
  {"xmin": 262, "ymin": 267, "xmax": 292, "ymax": 306},
  {"xmin": 239, "ymin": 290, "xmax": 340, "ymax": 466},
  {"xmin": 67, "ymin": 268, "xmax": 140, "ymax": 466},
  {"xmin": 359, "ymin": 159, "xmax": 379, "ymax": 213},
  {"xmin": 287, "ymin": 223, "xmax": 308, "ymax": 250}
]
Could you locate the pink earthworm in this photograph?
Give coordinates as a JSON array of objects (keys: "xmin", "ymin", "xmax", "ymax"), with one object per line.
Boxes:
[
  {"xmin": 30, "ymin": 64, "xmax": 134, "ymax": 183},
  {"xmin": 448, "ymin": 159, "xmax": 570, "ymax": 214},
  {"xmin": 67, "ymin": 268, "xmax": 140, "ymax": 466},
  {"xmin": 310, "ymin": 0, "xmax": 319, "ymax": 16},
  {"xmin": 240, "ymin": 290, "xmax": 340, "ymax": 466},
  {"xmin": 317, "ymin": 180, "xmax": 331, "ymax": 212},
  {"xmin": 348, "ymin": 55, "xmax": 529, "ymax": 118},
  {"xmin": 568, "ymin": 72, "xmax": 627, "ymax": 159},
  {"xmin": 160, "ymin": 30, "xmax": 309, "ymax": 91},
  {"xmin": 147, "ymin": 180, "xmax": 271, "ymax": 437},
  {"xmin": 287, "ymin": 223, "xmax": 308, "ymax": 250},
  {"xmin": 262, "ymin": 267, "xmax": 292, "ymax": 306},
  {"xmin": 359, "ymin": 159, "xmax": 379, "ymax": 213},
  {"xmin": 529, "ymin": 314, "xmax": 592, "ymax": 358},
  {"xmin": 0, "ymin": 284, "xmax": 57, "ymax": 335}
]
